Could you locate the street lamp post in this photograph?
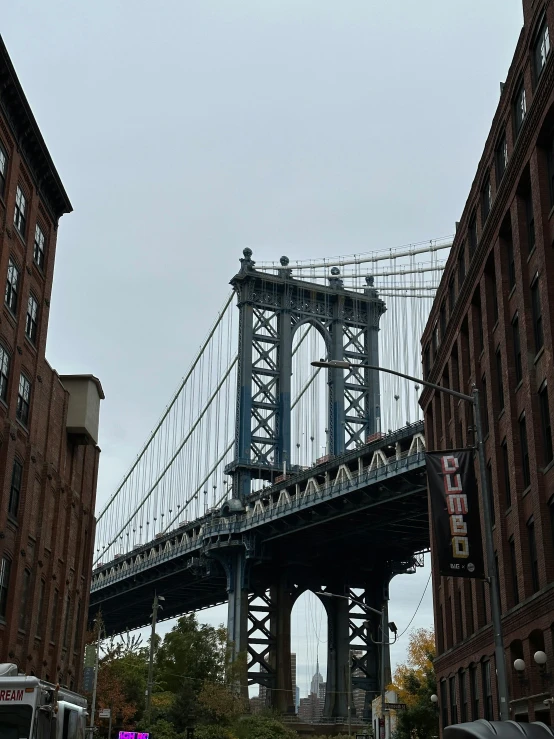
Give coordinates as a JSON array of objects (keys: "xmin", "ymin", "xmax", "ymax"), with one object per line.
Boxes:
[
  {"xmin": 316, "ymin": 591, "xmax": 393, "ymax": 737},
  {"xmin": 146, "ymin": 594, "xmax": 165, "ymax": 730},
  {"xmin": 312, "ymin": 359, "xmax": 510, "ymax": 722}
]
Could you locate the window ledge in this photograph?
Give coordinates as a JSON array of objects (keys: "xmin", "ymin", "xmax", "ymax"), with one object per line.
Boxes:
[
  {"xmin": 542, "ymin": 459, "xmax": 554, "ymax": 475},
  {"xmin": 505, "ymin": 505, "xmax": 512, "ymax": 516},
  {"xmin": 549, "ymin": 204, "xmax": 554, "ymax": 221},
  {"xmin": 3, "ymin": 305, "xmax": 17, "ymax": 326},
  {"xmin": 7, "ymin": 514, "xmax": 18, "ymax": 527},
  {"xmin": 515, "ymin": 380, "xmax": 523, "ymax": 393},
  {"xmin": 24, "ymin": 336, "xmax": 37, "ymax": 354},
  {"xmin": 14, "ymin": 227, "xmax": 27, "ymax": 249},
  {"xmin": 527, "ymin": 245, "xmax": 536, "ymax": 262},
  {"xmin": 498, "ymin": 407, "xmax": 506, "ymax": 421},
  {"xmin": 508, "ymin": 284, "xmax": 517, "ymax": 300},
  {"xmin": 522, "ymin": 485, "xmax": 532, "ymax": 498},
  {"xmin": 534, "ymin": 346, "xmax": 545, "ymax": 364},
  {"xmin": 15, "ymin": 418, "xmax": 29, "ymax": 435},
  {"xmin": 492, "ymin": 320, "xmax": 499, "ymax": 333}
]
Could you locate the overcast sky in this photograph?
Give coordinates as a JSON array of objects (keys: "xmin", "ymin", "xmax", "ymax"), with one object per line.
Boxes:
[{"xmin": 3, "ymin": 0, "xmax": 523, "ymax": 697}]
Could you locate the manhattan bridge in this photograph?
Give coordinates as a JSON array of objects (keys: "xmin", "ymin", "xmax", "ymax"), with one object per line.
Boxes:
[{"xmin": 89, "ymin": 237, "xmax": 451, "ymax": 719}]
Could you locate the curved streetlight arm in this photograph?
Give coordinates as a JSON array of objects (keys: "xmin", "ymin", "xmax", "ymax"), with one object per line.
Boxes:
[
  {"xmin": 316, "ymin": 590, "xmax": 383, "ymax": 618},
  {"xmin": 311, "ymin": 360, "xmax": 473, "ymax": 403}
]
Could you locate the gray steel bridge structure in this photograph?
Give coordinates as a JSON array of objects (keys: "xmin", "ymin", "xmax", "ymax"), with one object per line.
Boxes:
[{"xmin": 89, "ymin": 248, "xmax": 434, "ymax": 720}]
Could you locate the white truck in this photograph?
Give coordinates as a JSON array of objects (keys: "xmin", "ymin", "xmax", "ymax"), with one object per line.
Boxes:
[{"xmin": 0, "ymin": 663, "xmax": 87, "ymax": 739}]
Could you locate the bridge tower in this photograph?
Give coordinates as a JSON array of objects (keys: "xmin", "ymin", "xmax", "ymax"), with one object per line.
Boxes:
[
  {"xmin": 221, "ymin": 249, "xmax": 389, "ymax": 717},
  {"xmin": 226, "ymin": 247, "xmax": 386, "ymax": 500}
]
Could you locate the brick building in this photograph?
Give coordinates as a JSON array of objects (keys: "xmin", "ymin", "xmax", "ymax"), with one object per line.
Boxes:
[
  {"xmin": 420, "ymin": 0, "xmax": 554, "ymax": 731},
  {"xmin": 0, "ymin": 36, "xmax": 103, "ymax": 688}
]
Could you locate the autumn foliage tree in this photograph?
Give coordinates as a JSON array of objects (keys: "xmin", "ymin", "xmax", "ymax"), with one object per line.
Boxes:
[{"xmin": 391, "ymin": 628, "xmax": 438, "ymax": 739}]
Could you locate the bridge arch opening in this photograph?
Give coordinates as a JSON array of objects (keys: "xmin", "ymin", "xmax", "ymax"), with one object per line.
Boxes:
[
  {"xmin": 291, "ymin": 589, "xmax": 328, "ymax": 713},
  {"xmin": 291, "ymin": 322, "xmax": 329, "ymax": 469}
]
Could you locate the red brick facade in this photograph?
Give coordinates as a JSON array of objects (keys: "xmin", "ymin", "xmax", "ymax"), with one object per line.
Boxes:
[
  {"xmin": 421, "ymin": 1, "xmax": 554, "ymax": 731},
  {"xmin": 0, "ymin": 36, "xmax": 101, "ymax": 689}
]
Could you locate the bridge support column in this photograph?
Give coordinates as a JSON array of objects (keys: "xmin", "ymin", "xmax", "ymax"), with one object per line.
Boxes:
[
  {"xmin": 225, "ymin": 550, "xmax": 249, "ymax": 697},
  {"xmin": 321, "ymin": 590, "xmax": 350, "ymax": 718},
  {"xmin": 269, "ymin": 577, "xmax": 295, "ymax": 714}
]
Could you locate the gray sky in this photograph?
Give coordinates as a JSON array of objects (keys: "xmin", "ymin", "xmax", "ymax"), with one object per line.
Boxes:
[{"xmin": 4, "ymin": 0, "xmax": 523, "ymax": 696}]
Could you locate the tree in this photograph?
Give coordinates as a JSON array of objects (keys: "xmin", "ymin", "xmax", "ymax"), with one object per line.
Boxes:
[
  {"xmin": 391, "ymin": 628, "xmax": 438, "ymax": 739},
  {"xmin": 155, "ymin": 615, "xmax": 227, "ymax": 694}
]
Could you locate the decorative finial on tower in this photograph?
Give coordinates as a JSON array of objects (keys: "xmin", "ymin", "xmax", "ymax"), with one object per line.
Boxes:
[
  {"xmin": 239, "ymin": 247, "xmax": 256, "ymax": 273},
  {"xmin": 328, "ymin": 267, "xmax": 343, "ymax": 289},
  {"xmin": 365, "ymin": 274, "xmax": 378, "ymax": 298},
  {"xmin": 278, "ymin": 255, "xmax": 292, "ymax": 279}
]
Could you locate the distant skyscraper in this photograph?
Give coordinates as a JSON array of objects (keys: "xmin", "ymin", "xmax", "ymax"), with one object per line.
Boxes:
[
  {"xmin": 310, "ymin": 659, "xmax": 324, "ymax": 695},
  {"xmin": 291, "ymin": 653, "xmax": 297, "ymax": 714}
]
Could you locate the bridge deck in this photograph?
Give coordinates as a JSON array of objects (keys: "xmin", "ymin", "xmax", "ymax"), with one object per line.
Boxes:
[{"xmin": 90, "ymin": 422, "xmax": 429, "ymax": 633}]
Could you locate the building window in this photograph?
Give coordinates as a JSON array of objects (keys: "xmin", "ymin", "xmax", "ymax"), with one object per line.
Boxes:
[
  {"xmin": 13, "ymin": 186, "xmax": 27, "ymax": 236},
  {"xmin": 19, "ymin": 569, "xmax": 30, "ymax": 632},
  {"xmin": 63, "ymin": 596, "xmax": 71, "ymax": 648},
  {"xmin": 0, "ymin": 141, "xmax": 6, "ymax": 198},
  {"xmin": 470, "ymin": 664, "xmax": 479, "ymax": 719},
  {"xmin": 481, "ymin": 375, "xmax": 489, "ymax": 435},
  {"xmin": 25, "ymin": 294, "xmax": 38, "ymax": 344},
  {"xmin": 520, "ymin": 413, "xmax": 530, "ymax": 488},
  {"xmin": 50, "ymin": 589, "xmax": 58, "ymax": 643},
  {"xmin": 0, "ymin": 558, "xmax": 11, "ymax": 620},
  {"xmin": 481, "ymin": 175, "xmax": 492, "ymax": 222},
  {"xmin": 548, "ymin": 129, "xmax": 554, "ymax": 207},
  {"xmin": 73, "ymin": 600, "xmax": 81, "ymax": 652},
  {"xmin": 526, "ymin": 192, "xmax": 535, "ymax": 253},
  {"xmin": 36, "ymin": 580, "xmax": 45, "ymax": 637},
  {"xmin": 450, "ymin": 675, "xmax": 458, "ymax": 725},
  {"xmin": 460, "ymin": 670, "xmax": 468, "ymax": 723},
  {"xmin": 509, "ymin": 536, "xmax": 519, "ymax": 606},
  {"xmin": 514, "ymin": 80, "xmax": 527, "ymax": 135},
  {"xmin": 550, "ymin": 496, "xmax": 554, "ymax": 552},
  {"xmin": 34, "ymin": 224, "xmax": 46, "ymax": 270},
  {"xmin": 531, "ymin": 275, "xmax": 544, "ymax": 353},
  {"xmin": 528, "ymin": 516, "xmax": 539, "ymax": 593},
  {"xmin": 496, "ymin": 131, "xmax": 508, "ymax": 181},
  {"xmin": 482, "ymin": 661, "xmax": 493, "ymax": 720},
  {"xmin": 458, "ymin": 242, "xmax": 466, "ymax": 284},
  {"xmin": 424, "ymin": 344, "xmax": 431, "ymax": 380},
  {"xmin": 431, "ymin": 321, "xmax": 439, "ymax": 359},
  {"xmin": 495, "ymin": 347, "xmax": 504, "ymax": 411},
  {"xmin": 440, "ymin": 301, "xmax": 447, "ymax": 341},
  {"xmin": 539, "ymin": 382, "xmax": 553, "ymax": 466},
  {"xmin": 501, "ymin": 438, "xmax": 511, "ymax": 508},
  {"xmin": 468, "ymin": 214, "xmax": 478, "ymax": 256},
  {"xmin": 448, "ymin": 277, "xmax": 456, "ymax": 315},
  {"xmin": 0, "ymin": 345, "xmax": 9, "ymax": 403},
  {"xmin": 468, "ymin": 581, "xmax": 475, "ymax": 635},
  {"xmin": 8, "ymin": 459, "xmax": 23, "ymax": 519},
  {"xmin": 440, "ymin": 679, "xmax": 448, "ymax": 728},
  {"xmin": 5, "ymin": 259, "xmax": 19, "ymax": 314},
  {"xmin": 16, "ymin": 374, "xmax": 31, "ymax": 426},
  {"xmin": 512, "ymin": 313, "xmax": 522, "ymax": 384},
  {"xmin": 533, "ymin": 17, "xmax": 551, "ymax": 82},
  {"xmin": 507, "ymin": 232, "xmax": 516, "ymax": 289}
]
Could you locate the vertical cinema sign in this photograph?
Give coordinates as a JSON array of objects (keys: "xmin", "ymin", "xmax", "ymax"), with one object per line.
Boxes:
[{"xmin": 426, "ymin": 450, "xmax": 485, "ymax": 578}]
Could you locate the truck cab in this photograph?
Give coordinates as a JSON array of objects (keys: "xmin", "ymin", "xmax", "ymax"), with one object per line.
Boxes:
[{"xmin": 0, "ymin": 663, "xmax": 87, "ymax": 739}]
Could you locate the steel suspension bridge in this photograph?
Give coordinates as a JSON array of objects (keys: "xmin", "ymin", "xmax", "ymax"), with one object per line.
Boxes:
[{"xmin": 89, "ymin": 236, "xmax": 450, "ymax": 719}]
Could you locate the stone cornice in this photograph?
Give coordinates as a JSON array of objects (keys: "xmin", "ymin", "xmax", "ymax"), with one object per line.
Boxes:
[{"xmin": 0, "ymin": 35, "xmax": 72, "ymax": 222}]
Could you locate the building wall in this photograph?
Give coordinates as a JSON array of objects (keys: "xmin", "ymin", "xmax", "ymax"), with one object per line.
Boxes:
[
  {"xmin": 420, "ymin": 1, "xmax": 554, "ymax": 732},
  {"xmin": 0, "ymin": 39, "xmax": 100, "ymax": 689}
]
